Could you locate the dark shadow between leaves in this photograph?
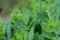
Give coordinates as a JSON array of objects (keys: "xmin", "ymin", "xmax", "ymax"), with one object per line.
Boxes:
[
  {"xmin": 34, "ymin": 22, "xmax": 42, "ymax": 35},
  {"xmin": 44, "ymin": 37, "xmax": 51, "ymax": 40}
]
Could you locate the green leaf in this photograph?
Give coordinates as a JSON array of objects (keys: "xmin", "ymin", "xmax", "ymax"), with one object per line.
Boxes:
[{"xmin": 28, "ymin": 27, "xmax": 34, "ymax": 40}]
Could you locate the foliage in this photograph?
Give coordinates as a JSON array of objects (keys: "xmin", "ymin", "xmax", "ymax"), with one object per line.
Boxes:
[{"xmin": 0, "ymin": 0, "xmax": 60, "ymax": 40}]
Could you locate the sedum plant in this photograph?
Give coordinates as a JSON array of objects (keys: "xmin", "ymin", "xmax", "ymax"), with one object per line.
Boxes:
[{"xmin": 0, "ymin": 0, "xmax": 60, "ymax": 40}]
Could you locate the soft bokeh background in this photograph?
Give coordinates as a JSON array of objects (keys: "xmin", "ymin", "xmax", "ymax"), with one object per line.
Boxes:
[{"xmin": 0, "ymin": 0, "xmax": 29, "ymax": 21}]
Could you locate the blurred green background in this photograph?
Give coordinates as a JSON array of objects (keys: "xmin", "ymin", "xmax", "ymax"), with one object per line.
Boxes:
[{"xmin": 0, "ymin": 0, "xmax": 30, "ymax": 20}]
